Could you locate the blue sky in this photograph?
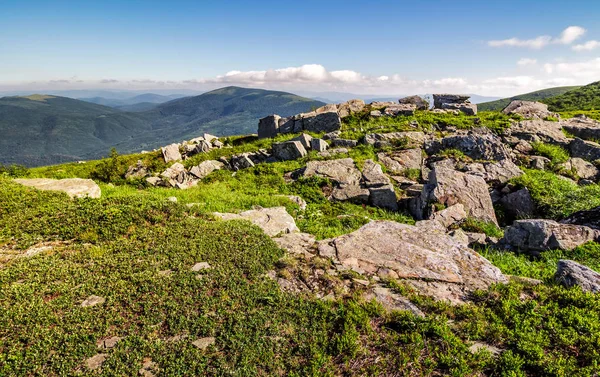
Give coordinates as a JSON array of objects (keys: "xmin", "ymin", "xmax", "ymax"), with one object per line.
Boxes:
[{"xmin": 2, "ymin": 0, "xmax": 600, "ymax": 96}]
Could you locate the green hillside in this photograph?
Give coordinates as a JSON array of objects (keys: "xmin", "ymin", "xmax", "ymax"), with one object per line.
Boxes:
[
  {"xmin": 0, "ymin": 88, "xmax": 325, "ymax": 167},
  {"xmin": 542, "ymin": 81, "xmax": 600, "ymax": 111},
  {"xmin": 478, "ymin": 86, "xmax": 581, "ymax": 111}
]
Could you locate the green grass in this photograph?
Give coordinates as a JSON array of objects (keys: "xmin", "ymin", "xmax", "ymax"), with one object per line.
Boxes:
[
  {"xmin": 530, "ymin": 142, "xmax": 570, "ymax": 168},
  {"xmin": 460, "ymin": 218, "xmax": 504, "ymax": 238},
  {"xmin": 544, "ymin": 81, "xmax": 600, "ymax": 111}
]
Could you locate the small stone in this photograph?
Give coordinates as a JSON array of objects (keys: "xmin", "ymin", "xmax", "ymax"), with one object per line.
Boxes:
[
  {"xmin": 81, "ymin": 295, "xmax": 105, "ymax": 308},
  {"xmin": 85, "ymin": 353, "xmax": 108, "ymax": 370},
  {"xmin": 139, "ymin": 359, "xmax": 158, "ymax": 377},
  {"xmin": 469, "ymin": 342, "xmax": 502, "ymax": 356},
  {"xmin": 167, "ymin": 197, "xmax": 178, "ymax": 203},
  {"xmin": 352, "ymin": 278, "xmax": 370, "ymax": 286},
  {"xmin": 192, "ymin": 337, "xmax": 216, "ymax": 350},
  {"xmin": 191, "ymin": 262, "xmax": 211, "ymax": 272},
  {"xmin": 97, "ymin": 336, "xmax": 122, "ymax": 350}
]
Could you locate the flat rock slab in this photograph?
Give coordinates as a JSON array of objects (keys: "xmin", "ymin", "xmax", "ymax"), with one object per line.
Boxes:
[
  {"xmin": 14, "ymin": 178, "xmax": 101, "ymax": 199},
  {"xmin": 192, "ymin": 337, "xmax": 216, "ymax": 350},
  {"xmin": 215, "ymin": 207, "xmax": 299, "ymax": 237},
  {"xmin": 318, "ymin": 220, "xmax": 506, "ymax": 303},
  {"xmin": 272, "ymin": 232, "xmax": 316, "ymax": 256},
  {"xmin": 81, "ymin": 295, "xmax": 106, "ymax": 307}
]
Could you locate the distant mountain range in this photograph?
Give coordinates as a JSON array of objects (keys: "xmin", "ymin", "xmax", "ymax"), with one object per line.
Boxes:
[
  {"xmin": 0, "ymin": 87, "xmax": 324, "ymax": 167},
  {"xmin": 297, "ymin": 91, "xmax": 500, "ymax": 105},
  {"xmin": 79, "ymin": 93, "xmax": 186, "ymax": 111}
]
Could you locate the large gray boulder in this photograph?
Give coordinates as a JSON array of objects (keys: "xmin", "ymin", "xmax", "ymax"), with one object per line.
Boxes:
[
  {"xmin": 505, "ymin": 120, "xmax": 568, "ymax": 144},
  {"xmin": 304, "ymin": 158, "xmax": 369, "ymax": 203},
  {"xmin": 555, "ymin": 260, "xmax": 600, "ymax": 293},
  {"xmin": 432, "ymin": 94, "xmax": 470, "ymax": 109},
  {"xmin": 230, "ymin": 154, "xmax": 255, "ymax": 171},
  {"xmin": 318, "ymin": 220, "xmax": 507, "ymax": 303},
  {"xmin": 362, "ymin": 159, "xmax": 398, "ymax": 211},
  {"xmin": 442, "ymin": 102, "xmax": 477, "ymax": 115},
  {"xmin": 337, "ymin": 99, "xmax": 365, "ymax": 118},
  {"xmin": 562, "ymin": 206, "xmax": 600, "ymax": 230},
  {"xmin": 258, "ymin": 115, "xmax": 281, "ymax": 139},
  {"xmin": 14, "ymin": 178, "xmax": 101, "ymax": 199},
  {"xmin": 562, "ymin": 115, "xmax": 600, "ymax": 141},
  {"xmin": 303, "ymin": 111, "xmax": 342, "ymax": 133},
  {"xmin": 215, "ymin": 207, "xmax": 299, "ymax": 237},
  {"xmin": 500, "ymin": 188, "xmax": 536, "ymax": 219},
  {"xmin": 418, "ymin": 167, "xmax": 498, "ymax": 225},
  {"xmin": 161, "ymin": 143, "xmax": 182, "ymax": 163},
  {"xmin": 364, "ymin": 131, "xmax": 426, "ymax": 148},
  {"xmin": 291, "ymin": 134, "xmax": 313, "ymax": 149},
  {"xmin": 465, "ymin": 159, "xmax": 523, "ymax": 185},
  {"xmin": 399, "ymin": 95, "xmax": 429, "ymax": 110},
  {"xmin": 383, "ymin": 104, "xmax": 416, "ymax": 116},
  {"xmin": 189, "ymin": 160, "xmax": 224, "ymax": 180},
  {"xmin": 310, "ymin": 138, "xmax": 329, "ymax": 152},
  {"xmin": 503, "ymin": 219, "xmax": 599, "ymax": 252},
  {"xmin": 559, "ymin": 158, "xmax": 598, "ymax": 180},
  {"xmin": 273, "ymin": 141, "xmax": 307, "ymax": 161},
  {"xmin": 569, "ymin": 138, "xmax": 600, "ymax": 162},
  {"xmin": 377, "ymin": 149, "xmax": 423, "ymax": 173},
  {"xmin": 433, "ymin": 132, "xmax": 513, "ymax": 161},
  {"xmin": 502, "ymin": 100, "xmax": 557, "ymax": 119}
]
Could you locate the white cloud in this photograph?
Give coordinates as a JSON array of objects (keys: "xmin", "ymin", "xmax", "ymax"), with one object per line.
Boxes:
[
  {"xmin": 542, "ymin": 57, "xmax": 600, "ymax": 79},
  {"xmin": 573, "ymin": 40, "xmax": 600, "ymax": 51},
  {"xmin": 517, "ymin": 58, "xmax": 538, "ymax": 66},
  {"xmin": 488, "ymin": 26, "xmax": 586, "ymax": 49}
]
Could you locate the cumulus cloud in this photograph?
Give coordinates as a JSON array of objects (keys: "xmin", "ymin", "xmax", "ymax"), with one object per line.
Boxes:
[
  {"xmin": 488, "ymin": 26, "xmax": 586, "ymax": 49},
  {"xmin": 212, "ymin": 64, "xmax": 366, "ymax": 85},
  {"xmin": 517, "ymin": 58, "xmax": 537, "ymax": 66},
  {"xmin": 573, "ymin": 40, "xmax": 600, "ymax": 51},
  {"xmin": 543, "ymin": 58, "xmax": 600, "ymax": 79}
]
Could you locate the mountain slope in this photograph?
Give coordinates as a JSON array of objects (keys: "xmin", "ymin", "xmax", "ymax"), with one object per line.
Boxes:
[
  {"xmin": 0, "ymin": 88, "xmax": 325, "ymax": 167},
  {"xmin": 79, "ymin": 93, "xmax": 186, "ymax": 108},
  {"xmin": 542, "ymin": 81, "xmax": 600, "ymax": 111},
  {"xmin": 478, "ymin": 86, "xmax": 581, "ymax": 111}
]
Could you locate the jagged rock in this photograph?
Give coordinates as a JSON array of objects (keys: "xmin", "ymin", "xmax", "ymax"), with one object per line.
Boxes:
[
  {"xmin": 418, "ymin": 167, "xmax": 498, "ymax": 225},
  {"xmin": 503, "ymin": 219, "xmax": 599, "ymax": 252},
  {"xmin": 569, "ymin": 138, "xmax": 600, "ymax": 161},
  {"xmin": 125, "ymin": 160, "xmax": 148, "ymax": 179},
  {"xmin": 303, "ymin": 111, "xmax": 342, "ymax": 133},
  {"xmin": 291, "ymin": 134, "xmax": 313, "ymax": 149},
  {"xmin": 97, "ymin": 336, "xmax": 122, "ymax": 350},
  {"xmin": 433, "ymin": 94, "xmax": 470, "ymax": 109},
  {"xmin": 502, "ymin": 100, "xmax": 557, "ymax": 119},
  {"xmin": 193, "ymin": 140, "xmax": 212, "ymax": 155},
  {"xmin": 278, "ymin": 117, "xmax": 295, "ymax": 134},
  {"xmin": 364, "ymin": 131, "xmax": 426, "ymax": 148},
  {"xmin": 273, "ymin": 141, "xmax": 307, "ymax": 161},
  {"xmin": 530, "ymin": 156, "xmax": 550, "ymax": 170},
  {"xmin": 362, "ymin": 159, "xmax": 391, "ymax": 187},
  {"xmin": 146, "ymin": 177, "xmax": 162, "ymax": 187},
  {"xmin": 161, "ymin": 144, "xmax": 182, "ymax": 163},
  {"xmin": 429, "ymin": 203, "xmax": 467, "ymax": 229},
  {"xmin": 369, "ymin": 185, "xmax": 398, "ymax": 211},
  {"xmin": 442, "ymin": 102, "xmax": 477, "ymax": 115},
  {"xmin": 189, "ymin": 160, "xmax": 224, "ymax": 179},
  {"xmin": 14, "ymin": 178, "xmax": 102, "ymax": 199},
  {"xmin": 383, "ymin": 104, "xmax": 416, "ymax": 116},
  {"xmin": 212, "ymin": 139, "xmax": 224, "ymax": 148},
  {"xmin": 315, "ymin": 104, "xmax": 338, "ymax": 114},
  {"xmin": 505, "ymin": 120, "xmax": 568, "ymax": 144},
  {"xmin": 562, "ymin": 206, "xmax": 600, "ymax": 230},
  {"xmin": 331, "ymin": 185, "xmax": 371, "ymax": 203},
  {"xmin": 215, "ymin": 207, "xmax": 299, "ymax": 237},
  {"xmin": 370, "ymin": 110, "xmax": 382, "ymax": 117},
  {"xmin": 555, "ymin": 260, "xmax": 600, "ymax": 293},
  {"xmin": 337, "ymin": 99, "xmax": 365, "ymax": 118},
  {"xmin": 310, "ymin": 138, "xmax": 329, "ymax": 152},
  {"xmin": 514, "ymin": 140, "xmax": 533, "ymax": 154},
  {"xmin": 432, "ymin": 132, "xmax": 513, "ymax": 161},
  {"xmin": 323, "ymin": 130, "xmax": 341, "ymax": 140},
  {"xmin": 465, "ymin": 159, "xmax": 523, "ymax": 185},
  {"xmin": 230, "ymin": 154, "xmax": 255, "ymax": 171},
  {"xmin": 399, "ymin": 95, "xmax": 428, "ymax": 110},
  {"xmin": 450, "ymin": 228, "xmax": 470, "ymax": 246},
  {"xmin": 258, "ymin": 115, "xmax": 281, "ymax": 139},
  {"xmin": 273, "ymin": 232, "xmax": 316, "ymax": 256},
  {"xmin": 331, "ymin": 139, "xmax": 358, "ymax": 148},
  {"xmin": 304, "ymin": 158, "xmax": 362, "ymax": 186},
  {"xmin": 377, "ymin": 149, "xmax": 423, "ymax": 173},
  {"xmin": 562, "ymin": 115, "xmax": 600, "ymax": 141},
  {"xmin": 160, "ymin": 163, "xmax": 186, "ymax": 182},
  {"xmin": 364, "ymin": 286, "xmax": 425, "ymax": 317},
  {"xmin": 559, "ymin": 158, "xmax": 598, "ymax": 180},
  {"xmin": 370, "ymin": 101, "xmax": 397, "ymax": 109},
  {"xmin": 318, "ymin": 221, "xmax": 507, "ymax": 303},
  {"xmin": 500, "ymin": 188, "xmax": 535, "ymax": 219}
]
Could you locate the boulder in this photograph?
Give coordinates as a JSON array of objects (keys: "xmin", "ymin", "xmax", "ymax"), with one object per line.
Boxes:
[
  {"xmin": 304, "ymin": 158, "xmax": 362, "ymax": 186},
  {"xmin": 317, "ymin": 220, "xmax": 507, "ymax": 303},
  {"xmin": 370, "ymin": 101, "xmax": 397, "ymax": 109},
  {"xmin": 215, "ymin": 207, "xmax": 299, "ymax": 237},
  {"xmin": 429, "ymin": 203, "xmax": 468, "ymax": 229},
  {"xmin": 230, "ymin": 154, "xmax": 255, "ymax": 171},
  {"xmin": 559, "ymin": 158, "xmax": 598, "ymax": 180},
  {"xmin": 310, "ymin": 138, "xmax": 329, "ymax": 152},
  {"xmin": 291, "ymin": 134, "xmax": 313, "ymax": 149},
  {"xmin": 193, "ymin": 140, "xmax": 212, "ymax": 154},
  {"xmin": 383, "ymin": 104, "xmax": 416, "ymax": 116},
  {"xmin": 465, "ymin": 159, "xmax": 523, "ymax": 185},
  {"xmin": 503, "ymin": 219, "xmax": 599, "ymax": 252},
  {"xmin": 561, "ymin": 206, "xmax": 600, "ymax": 230},
  {"xmin": 502, "ymin": 100, "xmax": 557, "ymax": 119},
  {"xmin": 562, "ymin": 115, "xmax": 600, "ymax": 141},
  {"xmin": 258, "ymin": 115, "xmax": 281, "ymax": 139},
  {"xmin": 331, "ymin": 139, "xmax": 358, "ymax": 148},
  {"xmin": 14, "ymin": 178, "xmax": 101, "ymax": 199},
  {"xmin": 125, "ymin": 160, "xmax": 148, "ymax": 179},
  {"xmin": 278, "ymin": 117, "xmax": 295, "ymax": 134},
  {"xmin": 377, "ymin": 149, "xmax": 423, "ymax": 173},
  {"xmin": 364, "ymin": 131, "xmax": 426, "ymax": 149},
  {"xmin": 530, "ymin": 156, "xmax": 550, "ymax": 170},
  {"xmin": 337, "ymin": 99, "xmax": 366, "ymax": 118},
  {"xmin": 272, "ymin": 232, "xmax": 316, "ymax": 256},
  {"xmin": 500, "ymin": 188, "xmax": 536, "ymax": 219},
  {"xmin": 303, "ymin": 111, "xmax": 342, "ymax": 133},
  {"xmin": 315, "ymin": 104, "xmax": 338, "ymax": 114},
  {"xmin": 418, "ymin": 167, "xmax": 498, "ymax": 225},
  {"xmin": 161, "ymin": 144, "xmax": 182, "ymax": 163},
  {"xmin": 505, "ymin": 120, "xmax": 568, "ymax": 144},
  {"xmin": 364, "ymin": 286, "xmax": 425, "ymax": 317},
  {"xmin": 434, "ymin": 132, "xmax": 513, "ymax": 161},
  {"xmin": 569, "ymin": 138, "xmax": 600, "ymax": 162},
  {"xmin": 160, "ymin": 163, "xmax": 186, "ymax": 180},
  {"xmin": 398, "ymin": 95, "xmax": 429, "ymax": 110},
  {"xmin": 370, "ymin": 110, "xmax": 382, "ymax": 117},
  {"xmin": 432, "ymin": 94, "xmax": 470, "ymax": 109},
  {"xmin": 361, "ymin": 161, "xmax": 398, "ymax": 211},
  {"xmin": 331, "ymin": 185, "xmax": 370, "ymax": 203},
  {"xmin": 555, "ymin": 260, "xmax": 600, "ymax": 293},
  {"xmin": 442, "ymin": 102, "xmax": 477, "ymax": 115},
  {"xmin": 189, "ymin": 160, "xmax": 224, "ymax": 179},
  {"xmin": 362, "ymin": 159, "xmax": 391, "ymax": 187},
  {"xmin": 272, "ymin": 141, "xmax": 307, "ymax": 161}
]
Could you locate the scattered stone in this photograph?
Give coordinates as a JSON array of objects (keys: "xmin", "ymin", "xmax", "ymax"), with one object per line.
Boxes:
[
  {"xmin": 364, "ymin": 131, "xmax": 426, "ymax": 148},
  {"xmin": 399, "ymin": 95, "xmax": 429, "ymax": 110},
  {"xmin": 434, "ymin": 132, "xmax": 513, "ymax": 161},
  {"xmin": 191, "ymin": 262, "xmax": 212, "ymax": 272},
  {"xmin": 258, "ymin": 115, "xmax": 281, "ymax": 139},
  {"xmin": 331, "ymin": 139, "xmax": 358, "ymax": 148},
  {"xmin": 562, "ymin": 206, "xmax": 600, "ymax": 230},
  {"xmin": 383, "ymin": 104, "xmax": 417, "ymax": 116},
  {"xmin": 429, "ymin": 203, "xmax": 467, "ymax": 229},
  {"xmin": 505, "ymin": 120, "xmax": 568, "ymax": 144},
  {"xmin": 562, "ymin": 115, "xmax": 600, "ymax": 141},
  {"xmin": 502, "ymin": 219, "xmax": 599, "ymax": 252},
  {"xmin": 530, "ymin": 156, "xmax": 550, "ymax": 170},
  {"xmin": 125, "ymin": 160, "xmax": 149, "ymax": 179},
  {"xmin": 310, "ymin": 138, "xmax": 329, "ymax": 152},
  {"xmin": 365, "ymin": 286, "xmax": 425, "ymax": 317},
  {"xmin": 215, "ymin": 207, "xmax": 299, "ymax": 237},
  {"xmin": 81, "ymin": 295, "xmax": 105, "ymax": 308},
  {"xmin": 303, "ymin": 111, "xmax": 342, "ymax": 133},
  {"xmin": 555, "ymin": 260, "xmax": 600, "ymax": 293},
  {"xmin": 276, "ymin": 194, "xmax": 307, "ymax": 210},
  {"xmin": 370, "ymin": 110, "xmax": 382, "ymax": 117},
  {"xmin": 272, "ymin": 141, "xmax": 307, "ymax": 161},
  {"xmin": 97, "ymin": 336, "xmax": 122, "ymax": 350},
  {"xmin": 192, "ymin": 337, "xmax": 216, "ymax": 350},
  {"xmin": 291, "ymin": 134, "xmax": 313, "ymax": 149},
  {"xmin": 315, "ymin": 104, "xmax": 338, "ymax": 114},
  {"xmin": 569, "ymin": 138, "xmax": 600, "ymax": 162},
  {"xmin": 337, "ymin": 99, "xmax": 366, "ymax": 118},
  {"xmin": 500, "ymin": 188, "xmax": 536, "ymax": 219},
  {"xmin": 304, "ymin": 158, "xmax": 362, "ymax": 186},
  {"xmin": 352, "ymin": 278, "xmax": 370, "ymax": 286},
  {"xmin": 323, "ymin": 130, "xmax": 341, "ymax": 140},
  {"xmin": 469, "ymin": 342, "xmax": 502, "ymax": 357},
  {"xmin": 146, "ymin": 176, "xmax": 162, "ymax": 186},
  {"xmin": 502, "ymin": 100, "xmax": 557, "ymax": 120},
  {"xmin": 85, "ymin": 353, "xmax": 108, "ymax": 371},
  {"xmin": 377, "ymin": 149, "xmax": 423, "ymax": 173},
  {"xmin": 465, "ymin": 159, "xmax": 523, "ymax": 185},
  {"xmin": 559, "ymin": 157, "xmax": 598, "ymax": 180},
  {"xmin": 442, "ymin": 102, "xmax": 477, "ymax": 115},
  {"xmin": 161, "ymin": 143, "xmax": 182, "ymax": 163},
  {"xmin": 230, "ymin": 154, "xmax": 255, "ymax": 171},
  {"xmin": 189, "ymin": 160, "xmax": 224, "ymax": 180},
  {"xmin": 14, "ymin": 178, "xmax": 101, "ymax": 199}
]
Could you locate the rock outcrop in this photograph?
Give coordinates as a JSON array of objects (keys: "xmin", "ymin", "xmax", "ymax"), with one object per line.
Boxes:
[
  {"xmin": 433, "ymin": 94, "xmax": 477, "ymax": 115},
  {"xmin": 502, "ymin": 100, "xmax": 557, "ymax": 119},
  {"xmin": 215, "ymin": 207, "xmax": 299, "ymax": 237},
  {"xmin": 502, "ymin": 219, "xmax": 599, "ymax": 252},
  {"xmin": 555, "ymin": 260, "xmax": 600, "ymax": 293}
]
